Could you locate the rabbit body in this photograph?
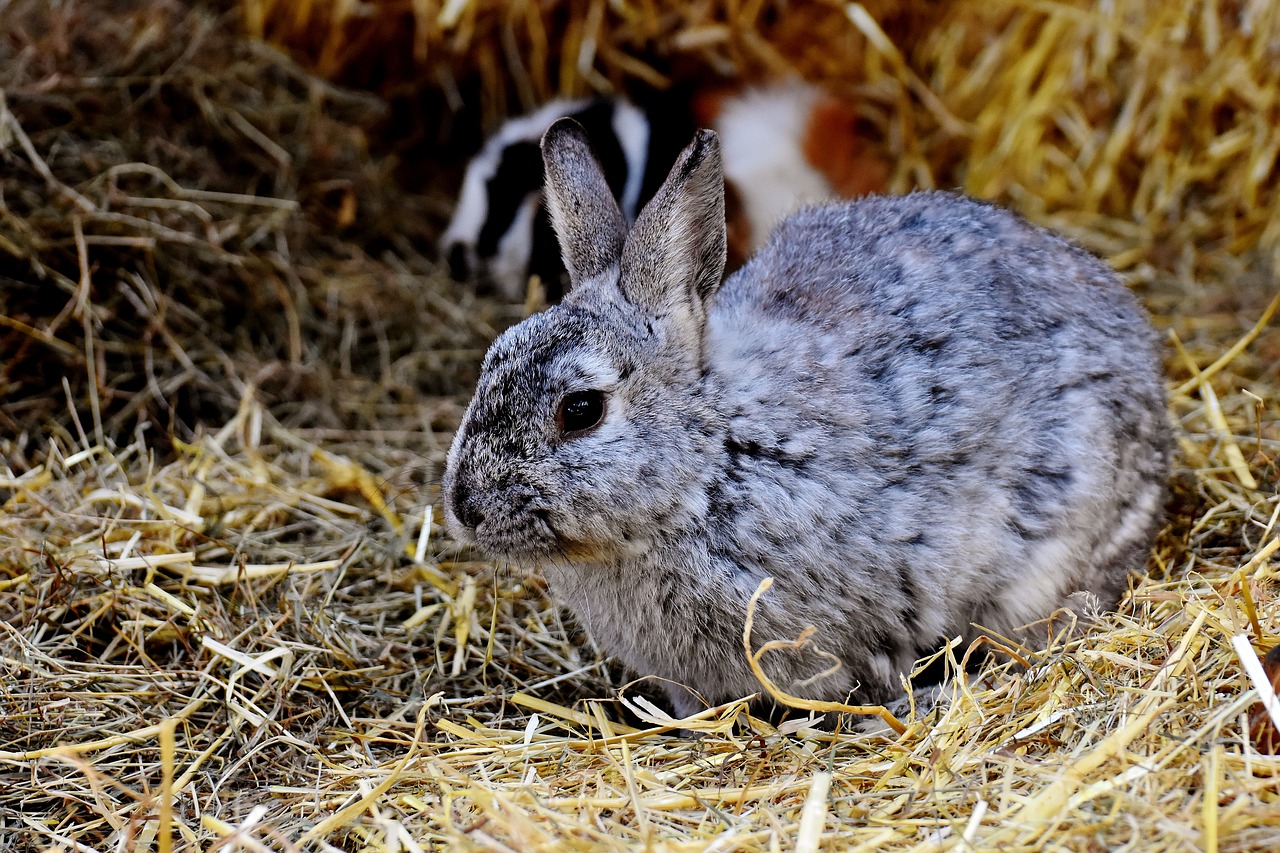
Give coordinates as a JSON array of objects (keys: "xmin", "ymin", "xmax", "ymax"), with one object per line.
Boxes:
[{"xmin": 443, "ymin": 123, "xmax": 1170, "ymax": 717}]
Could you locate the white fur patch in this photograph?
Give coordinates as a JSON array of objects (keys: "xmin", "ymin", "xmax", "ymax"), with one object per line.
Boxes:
[
  {"xmin": 714, "ymin": 83, "xmax": 837, "ymax": 250},
  {"xmin": 572, "ymin": 349, "xmax": 622, "ymax": 389},
  {"xmin": 610, "ymin": 100, "xmax": 650, "ymax": 221}
]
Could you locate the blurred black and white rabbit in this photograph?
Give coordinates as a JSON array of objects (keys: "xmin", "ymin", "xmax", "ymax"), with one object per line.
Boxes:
[
  {"xmin": 443, "ymin": 120, "xmax": 1170, "ymax": 719},
  {"xmin": 440, "ymin": 83, "xmax": 887, "ymax": 301},
  {"xmin": 440, "ymin": 97, "xmax": 668, "ymax": 301}
]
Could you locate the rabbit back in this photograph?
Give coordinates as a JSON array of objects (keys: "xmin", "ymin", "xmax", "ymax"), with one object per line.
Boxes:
[{"xmin": 703, "ymin": 192, "xmax": 1168, "ymax": 673}]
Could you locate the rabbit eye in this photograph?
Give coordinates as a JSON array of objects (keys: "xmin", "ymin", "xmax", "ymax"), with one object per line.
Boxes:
[{"xmin": 556, "ymin": 390, "xmax": 606, "ymax": 438}]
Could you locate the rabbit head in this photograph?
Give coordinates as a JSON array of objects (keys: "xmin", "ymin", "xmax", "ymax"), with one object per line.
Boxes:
[{"xmin": 443, "ymin": 120, "xmax": 728, "ymax": 566}]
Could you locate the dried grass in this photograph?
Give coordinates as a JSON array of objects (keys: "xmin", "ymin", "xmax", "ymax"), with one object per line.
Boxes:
[
  {"xmin": 248, "ymin": 0, "xmax": 1280, "ymax": 270},
  {"xmin": 2, "ymin": 0, "xmax": 1279, "ymax": 850}
]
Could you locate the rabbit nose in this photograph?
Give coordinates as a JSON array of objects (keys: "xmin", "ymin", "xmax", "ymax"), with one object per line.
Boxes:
[
  {"xmin": 448, "ymin": 475, "xmax": 486, "ymax": 531},
  {"xmin": 446, "ymin": 243, "xmax": 471, "ymax": 282}
]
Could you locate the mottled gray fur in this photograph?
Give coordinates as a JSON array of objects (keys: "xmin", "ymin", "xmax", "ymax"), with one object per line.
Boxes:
[{"xmin": 443, "ymin": 118, "xmax": 1171, "ymax": 718}]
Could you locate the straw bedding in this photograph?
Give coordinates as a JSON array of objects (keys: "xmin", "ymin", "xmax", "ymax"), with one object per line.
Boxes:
[{"xmin": 1, "ymin": 0, "xmax": 1278, "ymax": 849}]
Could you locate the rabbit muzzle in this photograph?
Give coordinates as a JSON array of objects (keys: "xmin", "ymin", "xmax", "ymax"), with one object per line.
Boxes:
[{"xmin": 443, "ymin": 465, "xmax": 604, "ymax": 563}]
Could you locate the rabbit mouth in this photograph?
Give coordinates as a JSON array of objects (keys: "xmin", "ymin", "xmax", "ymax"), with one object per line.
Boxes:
[
  {"xmin": 472, "ymin": 507, "xmax": 611, "ymax": 566},
  {"xmin": 467, "ymin": 506, "xmax": 576, "ymax": 563}
]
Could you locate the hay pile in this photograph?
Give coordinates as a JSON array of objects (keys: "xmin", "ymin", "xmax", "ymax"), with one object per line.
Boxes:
[
  {"xmin": 2, "ymin": 0, "xmax": 1278, "ymax": 849},
  {"xmin": 249, "ymin": 0, "xmax": 1280, "ymax": 270}
]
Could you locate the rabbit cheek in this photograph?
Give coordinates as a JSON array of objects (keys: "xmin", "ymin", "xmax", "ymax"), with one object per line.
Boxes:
[{"xmin": 547, "ymin": 533, "xmax": 612, "ymax": 564}]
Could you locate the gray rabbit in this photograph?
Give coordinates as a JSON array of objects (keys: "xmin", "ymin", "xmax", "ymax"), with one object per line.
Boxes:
[{"xmin": 442, "ymin": 119, "xmax": 1170, "ymax": 718}]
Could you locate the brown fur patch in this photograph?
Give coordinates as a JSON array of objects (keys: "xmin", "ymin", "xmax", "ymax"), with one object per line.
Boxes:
[{"xmin": 802, "ymin": 97, "xmax": 890, "ymax": 199}]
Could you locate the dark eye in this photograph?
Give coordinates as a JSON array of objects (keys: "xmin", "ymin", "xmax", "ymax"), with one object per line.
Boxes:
[{"xmin": 556, "ymin": 390, "xmax": 606, "ymax": 437}]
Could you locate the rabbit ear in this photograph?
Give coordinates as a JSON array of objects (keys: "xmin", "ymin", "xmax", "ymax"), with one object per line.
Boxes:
[
  {"xmin": 541, "ymin": 118, "xmax": 628, "ymax": 287},
  {"xmin": 619, "ymin": 129, "xmax": 727, "ymax": 325}
]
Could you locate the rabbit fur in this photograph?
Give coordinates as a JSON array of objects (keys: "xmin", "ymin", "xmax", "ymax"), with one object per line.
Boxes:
[{"xmin": 442, "ymin": 119, "xmax": 1171, "ymax": 718}]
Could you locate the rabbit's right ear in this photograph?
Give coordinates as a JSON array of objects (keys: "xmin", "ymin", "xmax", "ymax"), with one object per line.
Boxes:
[
  {"xmin": 541, "ymin": 118, "xmax": 628, "ymax": 288},
  {"xmin": 618, "ymin": 130, "xmax": 726, "ymax": 336}
]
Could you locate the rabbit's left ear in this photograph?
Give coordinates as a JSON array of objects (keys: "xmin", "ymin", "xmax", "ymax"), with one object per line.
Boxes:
[
  {"xmin": 541, "ymin": 118, "xmax": 628, "ymax": 288},
  {"xmin": 620, "ymin": 129, "xmax": 727, "ymax": 328}
]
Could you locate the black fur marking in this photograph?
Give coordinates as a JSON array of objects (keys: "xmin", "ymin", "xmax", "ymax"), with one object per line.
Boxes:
[
  {"xmin": 890, "ymin": 296, "xmax": 919, "ymax": 319},
  {"xmin": 675, "ymin": 132, "xmax": 708, "ymax": 183},
  {"xmin": 869, "ymin": 627, "xmax": 899, "ymax": 661},
  {"xmin": 1028, "ymin": 466, "xmax": 1073, "ymax": 490},
  {"xmin": 892, "ymin": 561, "xmax": 920, "ymax": 630},
  {"xmin": 528, "ymin": 202, "xmax": 568, "ymax": 300},
  {"xmin": 447, "ymin": 243, "xmax": 470, "ymax": 281},
  {"xmin": 477, "ymin": 99, "xmax": 666, "ymax": 298},
  {"xmin": 1047, "ymin": 370, "xmax": 1118, "ymax": 401},
  {"xmin": 1008, "ymin": 517, "xmax": 1048, "ymax": 541},
  {"xmin": 477, "ymin": 141, "xmax": 544, "ymax": 258},
  {"xmin": 883, "ymin": 463, "xmax": 924, "ymax": 487},
  {"xmin": 899, "ymin": 211, "xmax": 926, "ymax": 231},
  {"xmin": 706, "ymin": 486, "xmax": 736, "ymax": 521},
  {"xmin": 875, "ymin": 439, "xmax": 909, "ymax": 460},
  {"xmin": 864, "ymin": 358, "xmax": 894, "ymax": 383},
  {"xmin": 762, "ymin": 525, "xmax": 791, "ymax": 549},
  {"xmin": 1013, "ymin": 481, "xmax": 1052, "ymax": 518},
  {"xmin": 724, "ymin": 437, "xmax": 810, "ymax": 471},
  {"xmin": 908, "ymin": 333, "xmax": 950, "ymax": 356},
  {"xmin": 767, "ymin": 288, "xmax": 814, "ymax": 321},
  {"xmin": 637, "ymin": 96, "xmax": 698, "ymax": 204}
]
